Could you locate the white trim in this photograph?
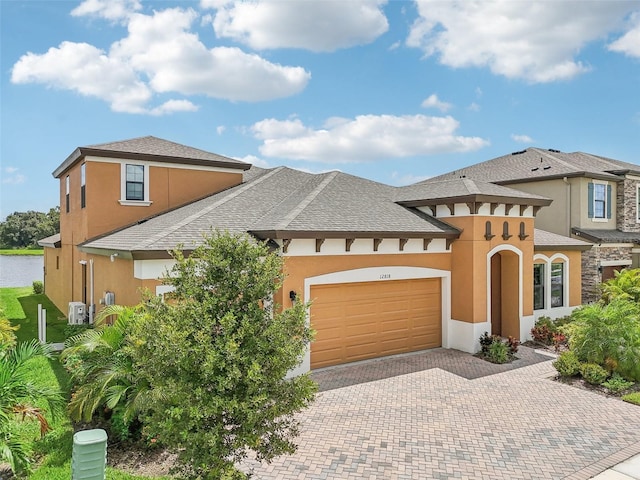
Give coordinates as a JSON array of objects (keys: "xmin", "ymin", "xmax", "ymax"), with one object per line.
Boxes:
[
  {"xmin": 600, "ymin": 259, "xmax": 633, "ymax": 267},
  {"xmin": 636, "ymin": 183, "xmax": 640, "ymax": 223},
  {"xmin": 595, "ymin": 243, "xmax": 635, "ymax": 248},
  {"xmin": 85, "ymin": 155, "xmax": 243, "ymax": 174},
  {"xmin": 448, "ymin": 319, "xmax": 490, "ymax": 353},
  {"xmin": 134, "ymin": 259, "xmax": 176, "ymax": 279},
  {"xmin": 120, "ymin": 162, "xmax": 150, "ymax": 204},
  {"xmin": 533, "ymin": 253, "xmax": 569, "ymax": 312},
  {"xmin": 280, "ymin": 238, "xmax": 450, "ymax": 256},
  {"xmin": 155, "ymin": 285, "xmax": 175, "ymax": 297},
  {"xmin": 288, "ymin": 266, "xmax": 451, "ymax": 376},
  {"xmin": 486, "ymin": 244, "xmax": 523, "ymax": 333}
]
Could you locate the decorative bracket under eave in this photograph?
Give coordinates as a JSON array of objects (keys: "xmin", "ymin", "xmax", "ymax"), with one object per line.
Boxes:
[
  {"xmin": 345, "ymin": 238, "xmax": 355, "ymax": 252},
  {"xmin": 282, "ymin": 239, "xmax": 292, "ymax": 254},
  {"xmin": 399, "ymin": 238, "xmax": 408, "ymax": 251},
  {"xmin": 315, "ymin": 238, "xmax": 325, "ymax": 253},
  {"xmin": 446, "ymin": 239, "xmax": 454, "ymax": 250},
  {"xmin": 423, "ymin": 238, "xmax": 432, "ymax": 251},
  {"xmin": 373, "ymin": 238, "xmax": 383, "ymax": 252},
  {"xmin": 466, "ymin": 202, "xmax": 483, "ymax": 214}
]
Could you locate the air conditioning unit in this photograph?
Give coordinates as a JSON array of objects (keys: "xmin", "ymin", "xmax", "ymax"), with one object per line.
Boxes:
[
  {"xmin": 68, "ymin": 302, "xmax": 87, "ymax": 325},
  {"xmin": 104, "ymin": 291, "xmax": 115, "ymax": 306}
]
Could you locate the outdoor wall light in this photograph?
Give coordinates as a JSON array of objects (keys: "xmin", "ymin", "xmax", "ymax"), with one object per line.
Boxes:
[
  {"xmin": 110, "ymin": 253, "xmax": 119, "ymax": 262},
  {"xmin": 289, "ymin": 290, "xmax": 297, "ymax": 303}
]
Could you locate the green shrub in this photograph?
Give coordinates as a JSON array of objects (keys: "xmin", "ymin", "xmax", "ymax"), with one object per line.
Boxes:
[
  {"xmin": 567, "ymin": 299, "xmax": 640, "ymax": 381},
  {"xmin": 32, "ymin": 280, "xmax": 44, "ymax": 295},
  {"xmin": 600, "ymin": 268, "xmax": 640, "ymax": 304},
  {"xmin": 602, "ymin": 373, "xmax": 635, "ymax": 393},
  {"xmin": 486, "ymin": 340, "xmax": 509, "ymax": 364},
  {"xmin": 63, "ymin": 323, "xmax": 90, "ymax": 339},
  {"xmin": 553, "ymin": 350, "xmax": 580, "ymax": 377},
  {"xmin": 622, "ymin": 392, "xmax": 640, "ymax": 406},
  {"xmin": 580, "ymin": 363, "xmax": 609, "ymax": 385}
]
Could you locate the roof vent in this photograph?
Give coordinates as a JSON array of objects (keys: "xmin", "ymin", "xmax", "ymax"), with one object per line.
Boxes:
[
  {"xmin": 543, "ymin": 166, "xmax": 551, "ymax": 170},
  {"xmin": 548, "ymin": 148, "xmax": 561, "ymax": 153},
  {"xmin": 511, "ymin": 149, "xmax": 527, "ymax": 155}
]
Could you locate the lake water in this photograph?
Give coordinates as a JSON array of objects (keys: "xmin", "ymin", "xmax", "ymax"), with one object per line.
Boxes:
[{"xmin": 0, "ymin": 255, "xmax": 44, "ymax": 287}]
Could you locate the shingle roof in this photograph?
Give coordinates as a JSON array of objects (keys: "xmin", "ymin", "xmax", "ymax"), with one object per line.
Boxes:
[
  {"xmin": 81, "ymin": 167, "xmax": 461, "ymax": 256},
  {"xmin": 534, "ymin": 229, "xmax": 591, "ymax": 251},
  {"xmin": 421, "ymin": 148, "xmax": 640, "ymax": 185},
  {"xmin": 571, "ymin": 228, "xmax": 640, "ymax": 245},
  {"xmin": 53, "ymin": 136, "xmax": 249, "ymax": 178},
  {"xmin": 396, "ymin": 178, "xmax": 551, "ymax": 207}
]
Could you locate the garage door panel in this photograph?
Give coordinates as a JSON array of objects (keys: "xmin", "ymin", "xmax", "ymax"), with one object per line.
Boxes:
[{"xmin": 311, "ymin": 278, "xmax": 442, "ymax": 369}]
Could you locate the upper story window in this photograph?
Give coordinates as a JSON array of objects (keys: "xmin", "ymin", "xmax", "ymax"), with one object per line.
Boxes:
[
  {"xmin": 80, "ymin": 163, "xmax": 86, "ymax": 209},
  {"xmin": 120, "ymin": 163, "xmax": 152, "ymax": 206},
  {"xmin": 588, "ymin": 181, "xmax": 611, "ymax": 221},
  {"xmin": 126, "ymin": 165, "xmax": 144, "ymax": 201},
  {"xmin": 65, "ymin": 175, "xmax": 70, "ymax": 213}
]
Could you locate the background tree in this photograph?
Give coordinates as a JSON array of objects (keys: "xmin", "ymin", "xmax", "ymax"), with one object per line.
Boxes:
[
  {"xmin": 130, "ymin": 231, "xmax": 316, "ymax": 479},
  {"xmin": 0, "ymin": 208, "xmax": 59, "ymax": 249},
  {"xmin": 600, "ymin": 268, "xmax": 640, "ymax": 304}
]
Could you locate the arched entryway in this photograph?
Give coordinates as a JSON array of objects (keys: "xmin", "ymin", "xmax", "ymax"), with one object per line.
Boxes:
[{"xmin": 488, "ymin": 247, "xmax": 521, "ymax": 339}]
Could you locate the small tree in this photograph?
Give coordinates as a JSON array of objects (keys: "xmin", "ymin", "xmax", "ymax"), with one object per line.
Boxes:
[{"xmin": 130, "ymin": 231, "xmax": 316, "ymax": 479}]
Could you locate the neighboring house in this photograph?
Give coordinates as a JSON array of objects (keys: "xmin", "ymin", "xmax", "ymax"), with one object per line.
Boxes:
[
  {"xmin": 425, "ymin": 147, "xmax": 640, "ymax": 303},
  {"xmin": 40, "ymin": 137, "xmax": 590, "ymax": 373}
]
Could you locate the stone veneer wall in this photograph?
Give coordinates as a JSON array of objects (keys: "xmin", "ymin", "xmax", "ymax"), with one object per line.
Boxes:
[
  {"xmin": 616, "ymin": 178, "xmax": 640, "ymax": 232},
  {"xmin": 581, "ymin": 245, "xmax": 634, "ymax": 304}
]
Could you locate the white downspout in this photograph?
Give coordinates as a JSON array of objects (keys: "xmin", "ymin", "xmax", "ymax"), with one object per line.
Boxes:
[
  {"xmin": 563, "ymin": 177, "xmax": 571, "ymax": 236},
  {"xmin": 89, "ymin": 258, "xmax": 94, "ymax": 324}
]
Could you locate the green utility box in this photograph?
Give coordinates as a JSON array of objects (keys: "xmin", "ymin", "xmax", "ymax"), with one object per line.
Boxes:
[{"xmin": 72, "ymin": 428, "xmax": 108, "ymax": 480}]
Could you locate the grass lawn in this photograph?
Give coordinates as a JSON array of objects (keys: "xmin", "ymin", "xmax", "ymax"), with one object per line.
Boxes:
[
  {"xmin": 0, "ymin": 249, "xmax": 44, "ymax": 256},
  {"xmin": 2, "ymin": 287, "xmax": 171, "ymax": 479},
  {"xmin": 0, "ymin": 287, "xmax": 67, "ymax": 343}
]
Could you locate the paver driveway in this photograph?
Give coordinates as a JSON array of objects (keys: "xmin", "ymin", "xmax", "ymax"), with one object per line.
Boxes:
[{"xmin": 242, "ymin": 347, "xmax": 640, "ymax": 479}]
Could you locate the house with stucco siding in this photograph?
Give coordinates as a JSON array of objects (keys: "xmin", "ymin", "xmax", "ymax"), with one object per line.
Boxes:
[{"xmin": 40, "ymin": 137, "xmax": 591, "ymax": 373}]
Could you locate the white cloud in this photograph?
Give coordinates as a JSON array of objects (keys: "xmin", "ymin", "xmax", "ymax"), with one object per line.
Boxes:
[
  {"xmin": 390, "ymin": 171, "xmax": 430, "ymax": 186},
  {"xmin": 207, "ymin": 0, "xmax": 389, "ymax": 52},
  {"xmin": 252, "ymin": 114, "xmax": 489, "ymax": 163},
  {"xmin": 71, "ymin": 0, "xmax": 141, "ymax": 22},
  {"xmin": 407, "ymin": 1, "xmax": 637, "ymax": 83},
  {"xmin": 2, "ymin": 167, "xmax": 26, "ymax": 185},
  {"xmin": 421, "ymin": 94, "xmax": 452, "ymax": 112},
  {"xmin": 216, "ymin": 125, "xmax": 226, "ymax": 135},
  {"xmin": 11, "ymin": 7, "xmax": 310, "ymax": 114},
  {"xmin": 468, "ymin": 102, "xmax": 480, "ymax": 112},
  {"xmin": 609, "ymin": 12, "xmax": 640, "ymax": 58},
  {"xmin": 511, "ymin": 134, "xmax": 533, "ymax": 143}
]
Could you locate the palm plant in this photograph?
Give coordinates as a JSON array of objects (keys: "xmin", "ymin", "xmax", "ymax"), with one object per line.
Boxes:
[
  {"xmin": 600, "ymin": 268, "xmax": 640, "ymax": 304},
  {"xmin": 0, "ymin": 339, "xmax": 64, "ymax": 474},
  {"xmin": 61, "ymin": 305, "xmax": 151, "ymax": 428}
]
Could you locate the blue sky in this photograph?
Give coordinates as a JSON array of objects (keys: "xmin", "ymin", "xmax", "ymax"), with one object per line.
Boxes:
[{"xmin": 1, "ymin": 0, "xmax": 639, "ymax": 220}]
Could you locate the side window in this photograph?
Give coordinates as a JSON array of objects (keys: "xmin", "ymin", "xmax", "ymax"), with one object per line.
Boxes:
[
  {"xmin": 636, "ymin": 184, "xmax": 640, "ymax": 222},
  {"xmin": 533, "ymin": 263, "xmax": 545, "ymax": 310},
  {"xmin": 550, "ymin": 262, "xmax": 564, "ymax": 307},
  {"xmin": 81, "ymin": 163, "xmax": 86, "ymax": 208},
  {"xmin": 65, "ymin": 175, "xmax": 70, "ymax": 213},
  {"xmin": 125, "ymin": 164, "xmax": 144, "ymax": 201}
]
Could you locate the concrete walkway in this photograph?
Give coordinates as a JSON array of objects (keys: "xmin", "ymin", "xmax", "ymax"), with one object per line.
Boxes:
[{"xmin": 241, "ymin": 347, "xmax": 640, "ymax": 479}]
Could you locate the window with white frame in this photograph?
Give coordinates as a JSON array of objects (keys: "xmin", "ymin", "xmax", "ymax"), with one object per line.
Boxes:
[
  {"xmin": 588, "ymin": 180, "xmax": 610, "ymax": 220},
  {"xmin": 120, "ymin": 163, "xmax": 151, "ymax": 205},
  {"xmin": 533, "ymin": 255, "xmax": 568, "ymax": 311},
  {"xmin": 550, "ymin": 262, "xmax": 564, "ymax": 307},
  {"xmin": 81, "ymin": 163, "xmax": 86, "ymax": 208},
  {"xmin": 594, "ymin": 183, "xmax": 606, "ymax": 218},
  {"xmin": 533, "ymin": 263, "xmax": 545, "ymax": 310},
  {"xmin": 65, "ymin": 175, "xmax": 70, "ymax": 213}
]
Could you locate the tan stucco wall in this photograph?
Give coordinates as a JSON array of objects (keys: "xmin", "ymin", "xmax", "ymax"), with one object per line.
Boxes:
[
  {"xmin": 509, "ymin": 177, "xmax": 618, "ymax": 234},
  {"xmin": 444, "ymin": 216, "xmax": 535, "ymax": 324},
  {"xmin": 281, "ymin": 253, "xmax": 451, "ymax": 308}
]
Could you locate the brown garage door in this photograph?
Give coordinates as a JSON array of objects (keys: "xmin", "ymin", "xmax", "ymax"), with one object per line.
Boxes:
[{"xmin": 310, "ymin": 278, "xmax": 441, "ymax": 369}]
